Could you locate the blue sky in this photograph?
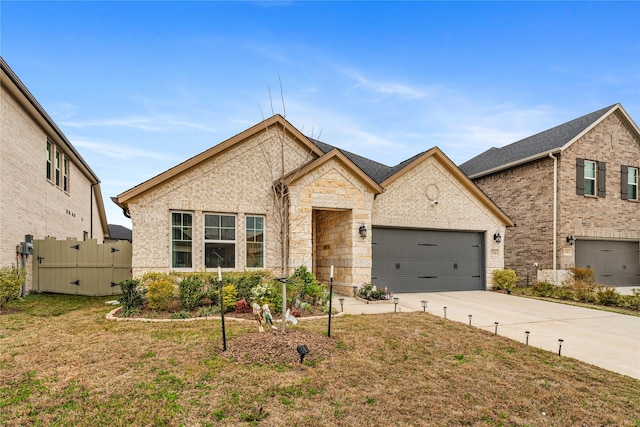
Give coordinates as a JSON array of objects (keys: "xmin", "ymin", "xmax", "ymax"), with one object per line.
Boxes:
[{"xmin": 2, "ymin": 1, "xmax": 639, "ymax": 227}]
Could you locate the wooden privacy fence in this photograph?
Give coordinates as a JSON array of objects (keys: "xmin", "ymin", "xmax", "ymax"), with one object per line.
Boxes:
[{"xmin": 32, "ymin": 237, "xmax": 132, "ymax": 296}]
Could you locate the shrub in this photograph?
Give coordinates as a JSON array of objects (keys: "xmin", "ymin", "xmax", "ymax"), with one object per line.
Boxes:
[
  {"xmin": 567, "ymin": 280, "xmax": 596, "ymax": 303},
  {"xmin": 197, "ymin": 306, "xmax": 220, "ymax": 317},
  {"xmin": 595, "ymin": 286, "xmax": 620, "ymax": 306},
  {"xmin": 532, "ymin": 281, "xmax": 555, "ymax": 298},
  {"xmin": 0, "ymin": 266, "xmax": 25, "ymax": 305},
  {"xmin": 492, "ymin": 269, "xmax": 518, "ymax": 291},
  {"xmin": 568, "ymin": 268, "xmax": 595, "ymax": 285},
  {"xmin": 179, "ymin": 276, "xmax": 205, "ymax": 311},
  {"xmin": 621, "ymin": 289, "xmax": 640, "ymax": 311},
  {"xmin": 221, "ymin": 284, "xmax": 237, "ymax": 313},
  {"xmin": 304, "ymin": 283, "xmax": 325, "ymax": 305},
  {"xmin": 146, "ymin": 280, "xmax": 175, "ymax": 311},
  {"xmin": 170, "ymin": 311, "xmax": 190, "ymax": 319},
  {"xmin": 139, "ymin": 272, "xmax": 175, "ymax": 289},
  {"xmin": 553, "ymin": 285, "xmax": 574, "ymax": 301},
  {"xmin": 358, "ymin": 283, "xmax": 387, "ymax": 300},
  {"xmin": 119, "ymin": 279, "xmax": 144, "ymax": 311},
  {"xmin": 234, "ymin": 298, "xmax": 251, "ymax": 313}
]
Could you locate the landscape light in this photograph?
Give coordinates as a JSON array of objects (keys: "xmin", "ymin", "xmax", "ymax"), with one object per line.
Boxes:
[
  {"xmin": 421, "ymin": 300, "xmax": 427, "ymax": 312},
  {"xmin": 297, "ymin": 344, "xmax": 310, "ymax": 364}
]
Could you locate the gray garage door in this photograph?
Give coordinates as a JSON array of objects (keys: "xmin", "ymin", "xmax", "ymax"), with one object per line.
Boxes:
[
  {"xmin": 575, "ymin": 240, "xmax": 640, "ymax": 286},
  {"xmin": 372, "ymin": 227, "xmax": 485, "ymax": 293}
]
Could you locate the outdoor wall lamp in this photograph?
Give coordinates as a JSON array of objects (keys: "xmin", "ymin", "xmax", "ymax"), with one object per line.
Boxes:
[
  {"xmin": 493, "ymin": 232, "xmax": 502, "ymax": 243},
  {"xmin": 566, "ymin": 235, "xmax": 575, "ymax": 245},
  {"xmin": 359, "ymin": 222, "xmax": 367, "ymax": 239}
]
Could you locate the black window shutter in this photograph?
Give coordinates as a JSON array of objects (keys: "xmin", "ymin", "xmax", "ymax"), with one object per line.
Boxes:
[
  {"xmin": 597, "ymin": 161, "xmax": 606, "ymax": 198},
  {"xmin": 621, "ymin": 165, "xmax": 629, "ymax": 200},
  {"xmin": 576, "ymin": 158, "xmax": 585, "ymax": 195}
]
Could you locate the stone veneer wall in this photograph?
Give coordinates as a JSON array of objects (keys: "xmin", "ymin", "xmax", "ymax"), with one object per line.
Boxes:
[
  {"xmin": 127, "ymin": 127, "xmax": 315, "ymax": 276},
  {"xmin": 372, "ymin": 156, "xmax": 507, "ymax": 288},
  {"xmin": 287, "ymin": 160, "xmax": 374, "ymax": 292},
  {"xmin": 314, "ymin": 209, "xmax": 352, "ymax": 285}
]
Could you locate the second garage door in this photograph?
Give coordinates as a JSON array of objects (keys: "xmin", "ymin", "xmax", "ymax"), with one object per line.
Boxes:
[
  {"xmin": 575, "ymin": 240, "xmax": 640, "ymax": 286},
  {"xmin": 372, "ymin": 227, "xmax": 485, "ymax": 293}
]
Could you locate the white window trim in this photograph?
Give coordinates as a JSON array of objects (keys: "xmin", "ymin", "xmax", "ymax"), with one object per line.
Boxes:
[
  {"xmin": 245, "ymin": 214, "xmax": 266, "ymax": 269},
  {"xmin": 584, "ymin": 160, "xmax": 596, "ymax": 196},
  {"xmin": 204, "ymin": 213, "xmax": 237, "ymax": 269},
  {"xmin": 170, "ymin": 211, "xmax": 194, "ymax": 270},
  {"xmin": 629, "ymin": 167, "xmax": 639, "ymax": 201}
]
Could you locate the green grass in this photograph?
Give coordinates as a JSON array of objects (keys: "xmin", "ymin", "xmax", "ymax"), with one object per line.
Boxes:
[{"xmin": 1, "ymin": 294, "xmax": 639, "ymax": 426}]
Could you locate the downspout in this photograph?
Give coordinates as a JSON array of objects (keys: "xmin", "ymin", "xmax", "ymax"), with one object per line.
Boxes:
[
  {"xmin": 90, "ymin": 182, "xmax": 97, "ymax": 239},
  {"xmin": 549, "ymin": 153, "xmax": 558, "ymax": 284}
]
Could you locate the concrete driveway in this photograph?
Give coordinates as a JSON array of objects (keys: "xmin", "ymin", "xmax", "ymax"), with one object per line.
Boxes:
[{"xmin": 333, "ymin": 290, "xmax": 640, "ymax": 379}]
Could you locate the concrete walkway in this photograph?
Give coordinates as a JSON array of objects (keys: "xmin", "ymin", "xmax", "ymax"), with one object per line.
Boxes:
[{"xmin": 332, "ymin": 290, "xmax": 640, "ymax": 380}]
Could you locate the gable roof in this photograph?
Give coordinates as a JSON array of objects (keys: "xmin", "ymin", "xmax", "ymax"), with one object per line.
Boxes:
[
  {"xmin": 281, "ymin": 148, "xmax": 384, "ymax": 194},
  {"xmin": 458, "ymin": 104, "xmax": 639, "ymax": 178},
  {"xmin": 117, "ymin": 114, "xmax": 324, "ymax": 205},
  {"xmin": 116, "ymin": 113, "xmax": 510, "ymax": 225}
]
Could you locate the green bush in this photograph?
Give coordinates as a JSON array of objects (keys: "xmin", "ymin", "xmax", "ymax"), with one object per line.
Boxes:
[
  {"xmin": 221, "ymin": 284, "xmax": 237, "ymax": 313},
  {"xmin": 178, "ymin": 276, "xmax": 204, "ymax": 311},
  {"xmin": 0, "ymin": 266, "xmax": 25, "ymax": 304},
  {"xmin": 139, "ymin": 272, "xmax": 175, "ymax": 288},
  {"xmin": 358, "ymin": 283, "xmax": 387, "ymax": 300},
  {"xmin": 567, "ymin": 280, "xmax": 596, "ymax": 303},
  {"xmin": 621, "ymin": 289, "xmax": 640, "ymax": 311},
  {"xmin": 119, "ymin": 279, "xmax": 144, "ymax": 311},
  {"xmin": 492, "ymin": 269, "xmax": 518, "ymax": 291},
  {"xmin": 304, "ymin": 283, "xmax": 325, "ymax": 305},
  {"xmin": 532, "ymin": 281, "xmax": 555, "ymax": 297},
  {"xmin": 595, "ymin": 286, "xmax": 620, "ymax": 306},
  {"xmin": 146, "ymin": 279, "xmax": 175, "ymax": 311}
]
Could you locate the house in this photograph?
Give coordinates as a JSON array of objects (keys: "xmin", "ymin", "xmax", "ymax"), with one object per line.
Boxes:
[
  {"xmin": 0, "ymin": 57, "xmax": 109, "ymax": 290},
  {"xmin": 116, "ymin": 114, "xmax": 512, "ymax": 293},
  {"xmin": 459, "ymin": 104, "xmax": 640, "ymax": 286},
  {"xmin": 106, "ymin": 224, "xmax": 132, "ymax": 243}
]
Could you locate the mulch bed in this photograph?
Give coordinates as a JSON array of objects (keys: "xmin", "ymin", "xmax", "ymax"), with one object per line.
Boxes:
[{"xmin": 221, "ymin": 329, "xmax": 337, "ymax": 365}]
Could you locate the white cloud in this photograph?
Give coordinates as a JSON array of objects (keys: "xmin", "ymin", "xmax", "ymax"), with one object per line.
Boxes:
[{"xmin": 72, "ymin": 138, "xmax": 172, "ymax": 161}]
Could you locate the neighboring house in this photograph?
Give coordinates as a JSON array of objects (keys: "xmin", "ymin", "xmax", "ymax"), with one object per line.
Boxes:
[
  {"xmin": 0, "ymin": 57, "xmax": 109, "ymax": 289},
  {"xmin": 116, "ymin": 114, "xmax": 512, "ymax": 293},
  {"xmin": 106, "ymin": 224, "xmax": 132, "ymax": 243},
  {"xmin": 459, "ymin": 104, "xmax": 640, "ymax": 286}
]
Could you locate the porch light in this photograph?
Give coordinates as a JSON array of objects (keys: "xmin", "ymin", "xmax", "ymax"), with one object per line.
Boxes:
[
  {"xmin": 493, "ymin": 232, "xmax": 502, "ymax": 243},
  {"xmin": 359, "ymin": 222, "xmax": 367, "ymax": 239},
  {"xmin": 566, "ymin": 235, "xmax": 575, "ymax": 245}
]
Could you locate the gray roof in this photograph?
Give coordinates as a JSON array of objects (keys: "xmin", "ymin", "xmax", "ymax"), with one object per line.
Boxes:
[
  {"xmin": 108, "ymin": 224, "xmax": 132, "ymax": 241},
  {"xmin": 458, "ymin": 104, "xmax": 617, "ymax": 178},
  {"xmin": 309, "ymin": 138, "xmax": 428, "ymax": 184}
]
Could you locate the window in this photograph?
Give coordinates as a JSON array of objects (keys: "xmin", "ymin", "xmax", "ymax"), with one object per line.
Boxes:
[
  {"xmin": 204, "ymin": 214, "xmax": 236, "ymax": 268},
  {"xmin": 576, "ymin": 158, "xmax": 606, "ymax": 197},
  {"xmin": 171, "ymin": 212, "xmax": 193, "ymax": 268},
  {"xmin": 246, "ymin": 216, "xmax": 265, "ymax": 268},
  {"xmin": 584, "ymin": 160, "xmax": 596, "ymax": 196},
  {"xmin": 63, "ymin": 158, "xmax": 69, "ymax": 192},
  {"xmin": 55, "ymin": 149, "xmax": 61, "ymax": 187},
  {"xmin": 622, "ymin": 166, "xmax": 638, "ymax": 201},
  {"xmin": 46, "ymin": 141, "xmax": 52, "ymax": 180}
]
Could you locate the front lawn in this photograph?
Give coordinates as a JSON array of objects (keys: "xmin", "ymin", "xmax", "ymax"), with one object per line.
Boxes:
[{"xmin": 1, "ymin": 294, "xmax": 638, "ymax": 426}]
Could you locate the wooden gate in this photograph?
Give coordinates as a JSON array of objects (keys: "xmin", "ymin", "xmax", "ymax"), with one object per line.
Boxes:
[{"xmin": 32, "ymin": 237, "xmax": 132, "ymax": 296}]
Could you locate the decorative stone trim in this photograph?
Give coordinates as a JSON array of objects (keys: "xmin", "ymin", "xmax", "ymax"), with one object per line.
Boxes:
[{"xmin": 105, "ymin": 306, "xmax": 344, "ymax": 322}]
